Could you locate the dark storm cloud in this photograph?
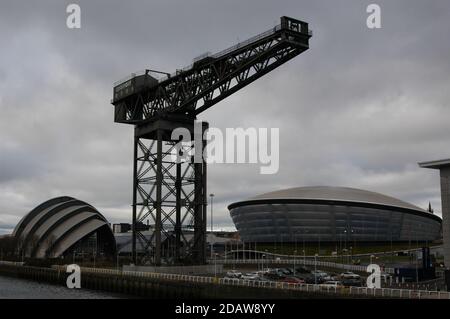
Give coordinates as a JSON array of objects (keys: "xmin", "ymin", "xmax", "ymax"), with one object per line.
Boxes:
[{"xmin": 1, "ymin": 0, "xmax": 450, "ymax": 234}]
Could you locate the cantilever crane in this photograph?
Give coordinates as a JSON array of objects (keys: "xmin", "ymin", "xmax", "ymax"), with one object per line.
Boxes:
[{"xmin": 111, "ymin": 16, "xmax": 312, "ymax": 265}]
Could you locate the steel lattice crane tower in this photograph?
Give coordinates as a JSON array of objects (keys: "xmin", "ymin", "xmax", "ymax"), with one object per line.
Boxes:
[{"xmin": 111, "ymin": 16, "xmax": 312, "ymax": 265}]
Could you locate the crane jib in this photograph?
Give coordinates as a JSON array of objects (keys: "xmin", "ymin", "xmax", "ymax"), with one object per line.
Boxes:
[{"xmin": 111, "ymin": 16, "xmax": 311, "ymax": 124}]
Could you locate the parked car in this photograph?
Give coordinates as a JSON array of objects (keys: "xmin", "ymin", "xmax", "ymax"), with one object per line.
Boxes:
[
  {"xmin": 264, "ymin": 273, "xmax": 281, "ymax": 280},
  {"xmin": 281, "ymin": 277, "xmax": 305, "ymax": 284},
  {"xmin": 320, "ymin": 280, "xmax": 343, "ymax": 288},
  {"xmin": 226, "ymin": 270, "xmax": 242, "ymax": 278},
  {"xmin": 309, "ymin": 272, "xmax": 326, "ymax": 284},
  {"xmin": 322, "ymin": 273, "xmax": 339, "ymax": 281},
  {"xmin": 279, "ymin": 268, "xmax": 294, "ymax": 276},
  {"xmin": 297, "ymin": 273, "xmax": 317, "ymax": 284},
  {"xmin": 264, "ymin": 269, "xmax": 285, "ymax": 280},
  {"xmin": 294, "ymin": 266, "xmax": 310, "ymax": 274},
  {"xmin": 256, "ymin": 275, "xmax": 271, "ymax": 282},
  {"xmin": 340, "ymin": 271, "xmax": 360, "ymax": 280},
  {"xmin": 342, "ymin": 278, "xmax": 362, "ymax": 287},
  {"xmin": 256, "ymin": 270, "xmax": 268, "ymax": 277},
  {"xmin": 311, "ymin": 270, "xmax": 328, "ymax": 280},
  {"xmin": 241, "ymin": 272, "xmax": 260, "ymax": 280}
]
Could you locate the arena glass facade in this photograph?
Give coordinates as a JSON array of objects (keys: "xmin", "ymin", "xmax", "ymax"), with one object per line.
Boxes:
[{"xmin": 228, "ymin": 187, "xmax": 442, "ymax": 243}]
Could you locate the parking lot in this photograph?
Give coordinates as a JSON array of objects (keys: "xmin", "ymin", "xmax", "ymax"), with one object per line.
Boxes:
[{"xmin": 223, "ymin": 266, "xmax": 371, "ymax": 288}]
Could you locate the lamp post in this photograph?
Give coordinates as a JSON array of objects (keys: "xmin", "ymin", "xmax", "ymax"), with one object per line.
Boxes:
[
  {"xmin": 294, "ymin": 250, "xmax": 297, "ymax": 276},
  {"xmin": 349, "ymin": 228, "xmax": 354, "ymax": 264},
  {"xmin": 415, "ymin": 230, "xmax": 419, "ymax": 285},
  {"xmin": 314, "ymin": 253, "xmax": 318, "ymax": 285},
  {"xmin": 303, "ymin": 249, "xmax": 306, "ymax": 266},
  {"xmin": 318, "ymin": 234, "xmax": 321, "ymax": 256},
  {"xmin": 294, "ymin": 231, "xmax": 298, "ymax": 257},
  {"xmin": 214, "ymin": 253, "xmax": 218, "ymax": 278},
  {"xmin": 93, "ymin": 235, "xmax": 97, "ymax": 268},
  {"xmin": 303, "ymin": 229, "xmax": 308, "ymax": 264},
  {"xmin": 294, "ymin": 229, "xmax": 302, "ymax": 264},
  {"xmin": 390, "ymin": 226, "xmax": 393, "ymax": 264},
  {"xmin": 343, "ymin": 229, "xmax": 347, "ymax": 251},
  {"xmin": 415, "ymin": 251, "xmax": 419, "ymax": 286},
  {"xmin": 265, "ymin": 249, "xmax": 268, "ymax": 270},
  {"xmin": 210, "ymin": 193, "xmax": 214, "ymax": 259},
  {"xmin": 352, "ymin": 228, "xmax": 356, "ymax": 255},
  {"xmin": 224, "ymin": 242, "xmax": 227, "ymax": 264}
]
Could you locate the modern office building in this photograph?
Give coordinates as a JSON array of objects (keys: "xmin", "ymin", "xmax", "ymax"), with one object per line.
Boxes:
[{"xmin": 228, "ymin": 186, "xmax": 442, "ymax": 243}]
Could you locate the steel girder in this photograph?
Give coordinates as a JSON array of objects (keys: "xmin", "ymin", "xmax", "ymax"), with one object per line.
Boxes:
[
  {"xmin": 132, "ymin": 120, "xmax": 207, "ymax": 265},
  {"xmin": 112, "ymin": 16, "xmax": 311, "ymax": 123}
]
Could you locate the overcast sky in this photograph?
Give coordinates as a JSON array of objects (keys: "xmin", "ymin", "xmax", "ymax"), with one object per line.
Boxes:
[{"xmin": 1, "ymin": 0, "xmax": 450, "ymax": 235}]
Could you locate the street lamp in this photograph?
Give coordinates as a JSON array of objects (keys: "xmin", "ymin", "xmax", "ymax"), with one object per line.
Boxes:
[
  {"xmin": 415, "ymin": 229, "xmax": 420, "ymax": 285},
  {"xmin": 93, "ymin": 235, "xmax": 97, "ymax": 268},
  {"xmin": 293, "ymin": 250, "xmax": 297, "ymax": 276},
  {"xmin": 318, "ymin": 234, "xmax": 321, "ymax": 256},
  {"xmin": 343, "ymin": 229, "xmax": 348, "ymax": 251},
  {"xmin": 349, "ymin": 228, "xmax": 354, "ymax": 255},
  {"xmin": 293, "ymin": 229, "xmax": 302, "ymax": 263},
  {"xmin": 210, "ymin": 193, "xmax": 214, "ymax": 259},
  {"xmin": 415, "ymin": 251, "xmax": 419, "ymax": 286},
  {"xmin": 351, "ymin": 228, "xmax": 356, "ymax": 254},
  {"xmin": 390, "ymin": 226, "xmax": 393, "ymax": 264},
  {"xmin": 314, "ymin": 253, "xmax": 318, "ymax": 285},
  {"xmin": 303, "ymin": 229, "xmax": 308, "ymax": 263},
  {"xmin": 214, "ymin": 253, "xmax": 218, "ymax": 278},
  {"xmin": 303, "ymin": 249, "xmax": 306, "ymax": 266}
]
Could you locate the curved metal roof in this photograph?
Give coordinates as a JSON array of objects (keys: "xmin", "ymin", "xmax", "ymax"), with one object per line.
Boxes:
[
  {"xmin": 13, "ymin": 196, "xmax": 115, "ymax": 258},
  {"xmin": 229, "ymin": 186, "xmax": 433, "ymax": 215}
]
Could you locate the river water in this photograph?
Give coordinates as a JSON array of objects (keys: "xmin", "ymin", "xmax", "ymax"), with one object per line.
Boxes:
[{"xmin": 0, "ymin": 275, "xmax": 127, "ymax": 299}]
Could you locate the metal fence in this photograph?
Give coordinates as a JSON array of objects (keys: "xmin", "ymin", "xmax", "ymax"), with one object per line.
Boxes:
[{"xmin": 348, "ymin": 286, "xmax": 450, "ymax": 299}]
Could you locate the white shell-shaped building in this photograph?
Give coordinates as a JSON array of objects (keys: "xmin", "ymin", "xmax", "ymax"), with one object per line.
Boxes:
[{"xmin": 13, "ymin": 196, "xmax": 116, "ymax": 258}]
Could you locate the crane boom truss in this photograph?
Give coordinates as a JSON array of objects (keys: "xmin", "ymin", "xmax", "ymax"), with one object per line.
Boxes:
[{"xmin": 112, "ymin": 16, "xmax": 311, "ymax": 123}]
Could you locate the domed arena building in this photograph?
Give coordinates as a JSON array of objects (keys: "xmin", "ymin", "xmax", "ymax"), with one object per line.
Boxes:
[
  {"xmin": 13, "ymin": 196, "xmax": 116, "ymax": 259},
  {"xmin": 228, "ymin": 186, "xmax": 442, "ymax": 243}
]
